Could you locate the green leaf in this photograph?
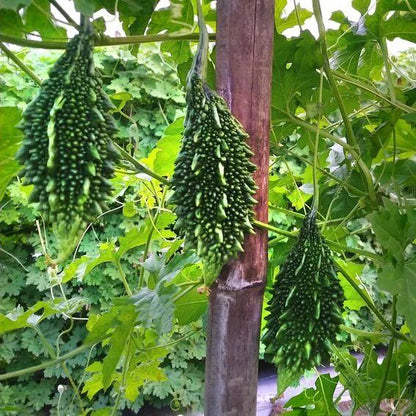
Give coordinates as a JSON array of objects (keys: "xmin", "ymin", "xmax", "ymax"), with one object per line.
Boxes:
[
  {"xmin": 97, "ymin": 0, "xmax": 158, "ymax": 36},
  {"xmin": 275, "ymin": 8, "xmax": 313, "ymax": 34},
  {"xmin": 85, "ymin": 307, "xmax": 122, "ymax": 345},
  {"xmin": 82, "ymin": 372, "xmax": 104, "ymax": 399},
  {"xmin": 271, "ymin": 32, "xmax": 323, "ymax": 121},
  {"xmin": 285, "ymin": 374, "xmax": 340, "ymax": 415},
  {"xmin": 153, "ymin": 130, "xmax": 182, "ymax": 176},
  {"xmin": 143, "ymin": 117, "xmax": 183, "ymax": 177},
  {"xmin": 62, "ymin": 241, "xmax": 117, "ymax": 283},
  {"xmin": 174, "ymin": 288, "xmax": 207, "ymax": 325},
  {"xmin": 367, "ymin": 198, "xmax": 416, "ymax": 262},
  {"xmin": 148, "ymin": 0, "xmax": 194, "ymax": 35},
  {"xmin": 352, "ymin": 0, "xmax": 371, "ymax": 13},
  {"xmin": 382, "ymin": 13, "xmax": 416, "ymax": 43},
  {"xmin": 0, "ymin": 9, "xmax": 24, "ymax": 37},
  {"xmin": 24, "ymin": 0, "xmax": 66, "ymax": 40},
  {"xmin": 0, "ymin": 299, "xmax": 70, "ymax": 334},
  {"xmin": 110, "ymin": 91, "xmax": 133, "ymax": 110},
  {"xmin": 131, "ymin": 286, "xmax": 176, "ymax": 334},
  {"xmin": 102, "ymin": 304, "xmax": 137, "ymax": 390},
  {"xmin": 379, "ymin": 261, "xmax": 416, "ymax": 338},
  {"xmin": 90, "ymin": 408, "xmax": 112, "ymax": 416},
  {"xmin": 368, "ymin": 200, "xmax": 416, "ymax": 337},
  {"xmin": 374, "ymin": 159, "xmax": 416, "ymax": 188},
  {"xmin": 116, "ymin": 227, "xmax": 148, "ymax": 259},
  {"xmin": 0, "ymin": 0, "xmax": 29, "ymax": 10},
  {"xmin": 0, "ymin": 107, "xmax": 22, "ymax": 200},
  {"xmin": 161, "ymin": 40, "xmax": 192, "ymax": 65},
  {"xmin": 73, "ymin": 0, "xmax": 96, "ymax": 16},
  {"xmin": 129, "ymin": 251, "xmax": 196, "ymax": 334},
  {"xmin": 336, "ymin": 260, "xmax": 367, "ymax": 311},
  {"xmin": 122, "ymin": 200, "xmax": 138, "ymax": 217},
  {"xmin": 172, "ymin": 264, "xmax": 207, "ymax": 324},
  {"xmin": 124, "ymin": 361, "xmax": 167, "ymax": 401}
]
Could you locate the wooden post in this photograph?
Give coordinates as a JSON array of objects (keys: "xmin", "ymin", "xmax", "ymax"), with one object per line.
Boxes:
[{"xmin": 204, "ymin": 1, "xmax": 275, "ymax": 415}]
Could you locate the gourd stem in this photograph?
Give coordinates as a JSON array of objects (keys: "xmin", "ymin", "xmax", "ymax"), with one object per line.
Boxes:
[
  {"xmin": 312, "ymin": 70, "xmax": 324, "ymax": 213},
  {"xmin": 0, "ymin": 42, "xmax": 42, "ymax": 85},
  {"xmin": 50, "ymin": 0, "xmax": 80, "ymax": 28},
  {"xmin": 312, "ymin": 0, "xmax": 358, "ymax": 149},
  {"xmin": 191, "ymin": 0, "xmax": 209, "ymax": 81}
]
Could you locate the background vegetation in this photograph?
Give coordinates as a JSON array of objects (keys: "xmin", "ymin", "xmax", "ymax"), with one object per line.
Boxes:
[{"xmin": 1, "ymin": 0, "xmax": 416, "ymax": 414}]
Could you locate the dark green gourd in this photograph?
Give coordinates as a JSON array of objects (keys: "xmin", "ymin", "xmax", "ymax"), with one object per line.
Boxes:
[
  {"xmin": 263, "ymin": 210, "xmax": 344, "ymax": 391},
  {"xmin": 16, "ymin": 26, "xmax": 118, "ymax": 262},
  {"xmin": 169, "ymin": 3, "xmax": 257, "ymax": 286}
]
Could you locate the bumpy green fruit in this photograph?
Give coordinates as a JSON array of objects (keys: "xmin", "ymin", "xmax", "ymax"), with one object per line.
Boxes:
[
  {"xmin": 170, "ymin": 71, "xmax": 257, "ymax": 286},
  {"xmin": 263, "ymin": 210, "xmax": 344, "ymax": 389},
  {"xmin": 16, "ymin": 27, "xmax": 118, "ymax": 262}
]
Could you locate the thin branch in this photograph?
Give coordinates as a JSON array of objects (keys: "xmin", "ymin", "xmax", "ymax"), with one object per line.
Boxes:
[
  {"xmin": 50, "ymin": 0, "xmax": 80, "ymax": 28},
  {"xmin": 0, "ymin": 32, "xmax": 216, "ymax": 50},
  {"xmin": 380, "ymin": 37, "xmax": 396, "ymax": 104},
  {"xmin": 278, "ymin": 110, "xmax": 376, "ymax": 203},
  {"xmin": 284, "ymin": 147, "xmax": 367, "ymax": 197},
  {"xmin": 327, "ymin": 240, "xmax": 381, "ymax": 262},
  {"xmin": 0, "ymin": 343, "xmax": 92, "ymax": 381},
  {"xmin": 0, "ymin": 43, "xmax": 42, "ymax": 85},
  {"xmin": 253, "ymin": 219, "xmax": 296, "ymax": 238},
  {"xmin": 115, "ymin": 259, "xmax": 132, "ymax": 296},
  {"xmin": 172, "ymin": 281, "xmax": 202, "ymax": 302},
  {"xmin": 115, "ymin": 143, "xmax": 170, "ymax": 186},
  {"xmin": 312, "ymin": 70, "xmax": 324, "ymax": 211},
  {"xmin": 254, "ymin": 219, "xmax": 383, "ymax": 261},
  {"xmin": 372, "ymin": 296, "xmax": 397, "ymax": 415},
  {"xmin": 313, "ymin": 0, "xmax": 358, "ymax": 149},
  {"xmin": 332, "ymin": 70, "xmax": 414, "ymax": 113}
]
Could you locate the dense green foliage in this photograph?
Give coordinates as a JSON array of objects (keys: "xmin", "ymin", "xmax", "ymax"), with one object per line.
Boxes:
[
  {"xmin": 171, "ymin": 71, "xmax": 256, "ymax": 286},
  {"xmin": 264, "ymin": 210, "xmax": 344, "ymax": 392},
  {"xmin": 0, "ymin": 45, "xmax": 206, "ymax": 414},
  {"xmin": 1, "ymin": 0, "xmax": 416, "ymax": 415}
]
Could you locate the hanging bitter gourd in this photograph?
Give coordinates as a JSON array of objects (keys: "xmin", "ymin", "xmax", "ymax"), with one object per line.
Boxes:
[
  {"xmin": 16, "ymin": 25, "xmax": 118, "ymax": 262},
  {"xmin": 169, "ymin": 2, "xmax": 257, "ymax": 286},
  {"xmin": 263, "ymin": 210, "xmax": 344, "ymax": 391}
]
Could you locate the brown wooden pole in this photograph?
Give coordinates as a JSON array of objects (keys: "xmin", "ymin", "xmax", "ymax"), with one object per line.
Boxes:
[{"xmin": 204, "ymin": 1, "xmax": 275, "ymax": 415}]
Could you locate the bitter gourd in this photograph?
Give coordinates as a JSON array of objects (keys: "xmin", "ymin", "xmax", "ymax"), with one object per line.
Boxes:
[
  {"xmin": 169, "ymin": 2, "xmax": 257, "ymax": 286},
  {"xmin": 263, "ymin": 210, "xmax": 344, "ymax": 391},
  {"xmin": 16, "ymin": 25, "xmax": 118, "ymax": 262}
]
